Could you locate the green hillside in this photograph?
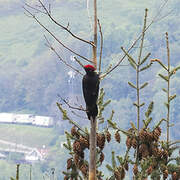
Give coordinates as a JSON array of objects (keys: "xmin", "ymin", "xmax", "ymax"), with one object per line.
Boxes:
[
  {"xmin": 0, "ymin": 124, "xmax": 55, "ymax": 148},
  {"xmin": 1, "ymin": 1, "xmax": 180, "ymax": 133}
]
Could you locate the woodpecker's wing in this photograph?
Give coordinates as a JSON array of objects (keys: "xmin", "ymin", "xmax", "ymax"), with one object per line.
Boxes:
[
  {"xmin": 94, "ymin": 75, "xmax": 99, "ymax": 101},
  {"xmin": 82, "ymin": 73, "xmax": 99, "ymax": 107}
]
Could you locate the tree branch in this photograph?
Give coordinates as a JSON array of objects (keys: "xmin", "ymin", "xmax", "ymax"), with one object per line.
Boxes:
[
  {"xmin": 101, "ymin": 0, "xmax": 170, "ymax": 78},
  {"xmin": 98, "ymin": 19, "xmax": 103, "ymax": 73},
  {"xmin": 58, "ymin": 95, "xmax": 86, "ymax": 112},
  {"xmin": 25, "ymin": 0, "xmax": 95, "ymax": 47},
  {"xmin": 23, "ymin": 6, "xmax": 92, "ymax": 64},
  {"xmin": 44, "ymin": 35, "xmax": 84, "ymax": 76}
]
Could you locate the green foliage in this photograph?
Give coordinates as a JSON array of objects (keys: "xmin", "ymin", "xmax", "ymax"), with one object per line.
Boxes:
[
  {"xmin": 0, "ymin": 124, "xmax": 55, "ymax": 148},
  {"xmin": 139, "ymin": 53, "xmax": 151, "ymax": 65},
  {"xmin": 57, "ymin": 102, "xmax": 69, "ymax": 120},
  {"xmin": 128, "ymin": 82, "xmax": 137, "ymax": 89},
  {"xmin": 139, "ymin": 62, "xmax": 153, "ymax": 72},
  {"xmin": 158, "ymin": 73, "xmax": 169, "ymax": 81},
  {"xmin": 145, "ymin": 101, "xmax": 154, "ymax": 118}
]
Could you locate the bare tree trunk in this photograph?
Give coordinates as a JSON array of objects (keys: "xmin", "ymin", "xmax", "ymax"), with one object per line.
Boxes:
[
  {"xmin": 93, "ymin": 0, "xmax": 97, "ymax": 69},
  {"xmin": 89, "ymin": 0, "xmax": 97, "ymax": 178},
  {"xmin": 89, "ymin": 117, "xmax": 97, "ymax": 180}
]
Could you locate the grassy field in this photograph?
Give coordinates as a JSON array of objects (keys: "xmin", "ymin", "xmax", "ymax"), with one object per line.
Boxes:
[{"xmin": 0, "ymin": 124, "xmax": 56, "ymax": 148}]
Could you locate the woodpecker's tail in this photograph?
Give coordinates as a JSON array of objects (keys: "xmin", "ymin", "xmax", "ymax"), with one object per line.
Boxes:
[{"xmin": 86, "ymin": 105, "xmax": 98, "ymax": 120}]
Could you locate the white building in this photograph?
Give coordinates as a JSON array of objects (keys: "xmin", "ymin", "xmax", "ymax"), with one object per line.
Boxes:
[
  {"xmin": 32, "ymin": 116, "xmax": 53, "ymax": 127},
  {"xmin": 13, "ymin": 114, "xmax": 33, "ymax": 124},
  {"xmin": 0, "ymin": 113, "xmax": 14, "ymax": 123},
  {"xmin": 25, "ymin": 148, "xmax": 47, "ymax": 161},
  {"xmin": 0, "ymin": 113, "xmax": 53, "ymax": 127}
]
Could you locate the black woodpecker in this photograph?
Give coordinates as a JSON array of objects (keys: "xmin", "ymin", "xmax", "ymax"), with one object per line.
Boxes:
[{"xmin": 82, "ymin": 64, "xmax": 100, "ymax": 120}]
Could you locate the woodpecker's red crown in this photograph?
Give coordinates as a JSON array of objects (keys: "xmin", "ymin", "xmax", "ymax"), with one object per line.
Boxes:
[{"xmin": 84, "ymin": 64, "xmax": 96, "ymax": 71}]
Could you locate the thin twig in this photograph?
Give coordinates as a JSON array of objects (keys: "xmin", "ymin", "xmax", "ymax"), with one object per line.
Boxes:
[
  {"xmin": 69, "ymin": 119, "xmax": 88, "ymax": 135},
  {"xmin": 102, "ymin": 0, "xmax": 170, "ymax": 78},
  {"xmin": 152, "ymin": 0, "xmax": 169, "ymax": 23},
  {"xmin": 49, "ymin": 3, "xmax": 51, "ymax": 15},
  {"xmin": 58, "ymin": 95, "xmax": 86, "ymax": 112},
  {"xmin": 98, "ymin": 19, "xmax": 103, "ymax": 73},
  {"xmin": 136, "ymin": 8, "xmax": 148, "ymax": 166},
  {"xmin": 74, "ymin": 57, "xmax": 85, "ymax": 69},
  {"xmin": 24, "ymin": 2, "xmax": 46, "ymax": 14},
  {"xmin": 23, "ymin": 6, "xmax": 92, "ymax": 63},
  {"xmin": 166, "ymin": 32, "xmax": 170, "ymax": 144},
  {"xmin": 155, "ymin": 9, "xmax": 174, "ymax": 22},
  {"xmin": 63, "ymin": 99, "xmax": 86, "ymax": 112},
  {"xmin": 57, "ymin": 102, "xmax": 88, "ymax": 135},
  {"xmin": 44, "ymin": 35, "xmax": 84, "ymax": 76},
  {"xmin": 71, "ymin": 110, "xmax": 88, "ymax": 119},
  {"xmin": 169, "ymin": 140, "xmax": 180, "ymax": 146},
  {"xmin": 29, "ymin": 0, "xmax": 95, "ymax": 47}
]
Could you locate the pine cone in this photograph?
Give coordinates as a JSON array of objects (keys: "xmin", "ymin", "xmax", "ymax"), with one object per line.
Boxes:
[
  {"xmin": 97, "ymin": 133, "xmax": 106, "ymax": 150},
  {"xmin": 156, "ymin": 126, "xmax": 161, "ymax": 134},
  {"xmin": 73, "ymin": 154, "xmax": 83, "ymax": 168},
  {"xmin": 172, "ymin": 172, "xmax": 177, "ymax": 180},
  {"xmin": 153, "ymin": 127, "xmax": 161, "ymax": 141},
  {"xmin": 99, "ymin": 152, "xmax": 105, "ymax": 163},
  {"xmin": 157, "ymin": 149, "xmax": 163, "ymax": 159},
  {"xmin": 106, "ymin": 129, "xmax": 111, "ymax": 143},
  {"xmin": 152, "ymin": 147, "xmax": 159, "ymax": 157},
  {"xmin": 139, "ymin": 129, "xmax": 147, "ymax": 142},
  {"xmin": 146, "ymin": 166, "xmax": 153, "ymax": 175},
  {"xmin": 73, "ymin": 140, "xmax": 82, "ymax": 154},
  {"xmin": 114, "ymin": 169, "xmax": 121, "ymax": 179},
  {"xmin": 117, "ymin": 167, "xmax": 125, "ymax": 179},
  {"xmin": 80, "ymin": 163, "xmax": 88, "ymax": 176},
  {"xmin": 115, "ymin": 131, "xmax": 121, "ymax": 143},
  {"xmin": 71, "ymin": 126, "xmax": 77, "ymax": 136},
  {"xmin": 139, "ymin": 143, "xmax": 149, "ymax": 159},
  {"xmin": 133, "ymin": 164, "xmax": 138, "ymax": 175},
  {"xmin": 124, "ymin": 162, "xmax": 129, "ymax": 171},
  {"xmin": 126, "ymin": 136, "xmax": 132, "ymax": 149},
  {"xmin": 74, "ymin": 154, "xmax": 79, "ymax": 166},
  {"xmin": 132, "ymin": 138, "xmax": 137, "ymax": 149},
  {"xmin": 146, "ymin": 131, "xmax": 154, "ymax": 142},
  {"xmin": 121, "ymin": 168, "xmax": 125, "ymax": 179},
  {"xmin": 67, "ymin": 158, "xmax": 73, "ymax": 169},
  {"xmin": 79, "ymin": 136, "xmax": 89, "ymax": 149},
  {"xmin": 163, "ymin": 169, "xmax": 168, "ymax": 179}
]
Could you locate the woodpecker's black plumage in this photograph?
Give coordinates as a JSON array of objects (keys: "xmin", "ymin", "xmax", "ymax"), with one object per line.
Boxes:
[{"xmin": 82, "ymin": 64, "xmax": 99, "ymax": 120}]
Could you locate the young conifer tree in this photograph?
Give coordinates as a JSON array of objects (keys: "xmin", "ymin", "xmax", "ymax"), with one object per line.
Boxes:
[{"xmin": 22, "ymin": 0, "xmax": 180, "ymax": 179}]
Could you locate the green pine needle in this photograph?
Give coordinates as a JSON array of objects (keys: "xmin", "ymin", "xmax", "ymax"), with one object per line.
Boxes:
[
  {"xmin": 140, "ymin": 52, "xmax": 151, "ymax": 65},
  {"xmin": 162, "ymin": 88, "xmax": 168, "ymax": 93},
  {"xmin": 140, "ymin": 82, "xmax": 148, "ymax": 89},
  {"xmin": 145, "ymin": 101, "xmax": 154, "ymax": 118},
  {"xmin": 158, "ymin": 73, "xmax": 168, "ymax": 82},
  {"xmin": 128, "ymin": 82, "xmax": 137, "ymax": 89},
  {"xmin": 106, "ymin": 164, "xmax": 114, "ymax": 172},
  {"xmin": 111, "ymin": 151, "xmax": 117, "ymax": 169},
  {"xmin": 169, "ymin": 94, "xmax": 176, "ymax": 102},
  {"xmin": 140, "ymin": 62, "xmax": 152, "ymax": 72}
]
